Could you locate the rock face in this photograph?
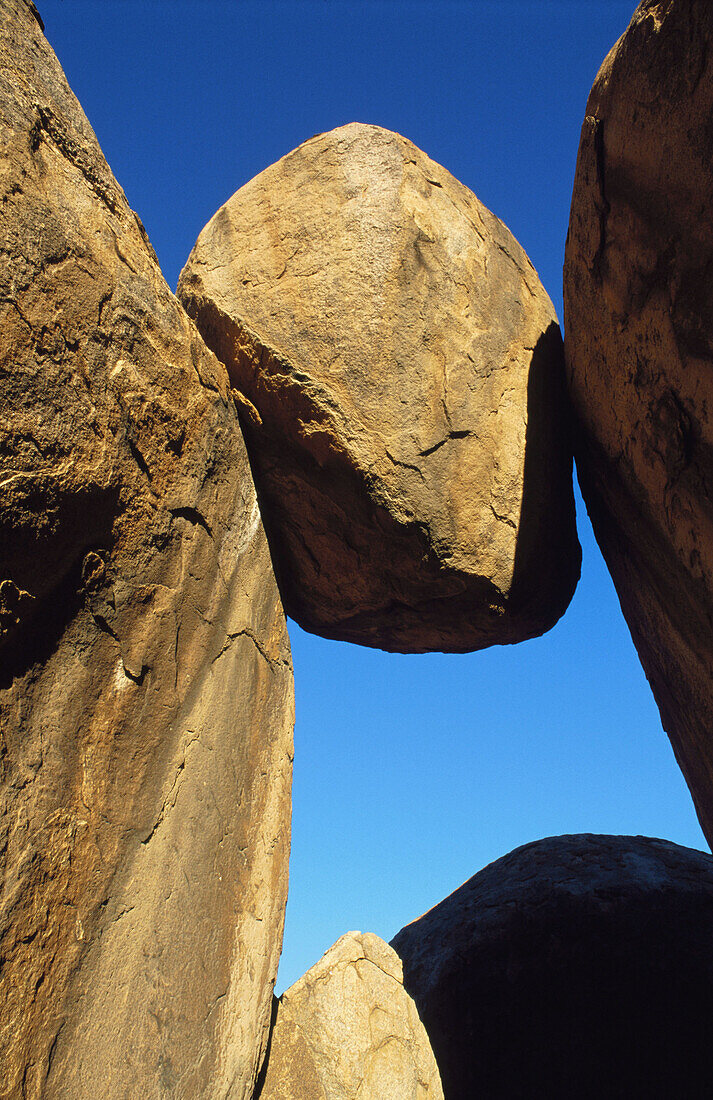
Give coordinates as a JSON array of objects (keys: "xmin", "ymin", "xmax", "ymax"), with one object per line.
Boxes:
[
  {"xmin": 179, "ymin": 123, "xmax": 580, "ymax": 653},
  {"xmin": 0, "ymin": 3, "xmax": 293, "ymax": 1098},
  {"xmin": 258, "ymin": 932, "xmax": 443, "ymax": 1100},
  {"xmin": 564, "ymin": 2, "xmax": 713, "ymax": 844},
  {"xmin": 392, "ymin": 834, "xmax": 713, "ymax": 1099}
]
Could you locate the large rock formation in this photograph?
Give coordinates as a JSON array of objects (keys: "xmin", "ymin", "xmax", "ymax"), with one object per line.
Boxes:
[
  {"xmin": 257, "ymin": 932, "xmax": 443, "ymax": 1099},
  {"xmin": 0, "ymin": 2, "xmax": 293, "ymax": 1097},
  {"xmin": 392, "ymin": 834, "xmax": 713, "ymax": 1099},
  {"xmin": 179, "ymin": 123, "xmax": 580, "ymax": 653},
  {"xmin": 564, "ymin": 1, "xmax": 713, "ymax": 844}
]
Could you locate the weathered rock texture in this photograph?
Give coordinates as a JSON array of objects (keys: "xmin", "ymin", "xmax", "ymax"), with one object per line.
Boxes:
[
  {"xmin": 0, "ymin": 3, "xmax": 293, "ymax": 1097},
  {"xmin": 564, "ymin": 1, "xmax": 713, "ymax": 845},
  {"xmin": 179, "ymin": 123, "xmax": 580, "ymax": 653},
  {"xmin": 257, "ymin": 932, "xmax": 443, "ymax": 1100},
  {"xmin": 392, "ymin": 834, "xmax": 713, "ymax": 1099}
]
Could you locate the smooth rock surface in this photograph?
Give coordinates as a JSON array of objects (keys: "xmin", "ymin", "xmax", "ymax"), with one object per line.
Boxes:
[
  {"xmin": 257, "ymin": 932, "xmax": 443, "ymax": 1100},
  {"xmin": 392, "ymin": 834, "xmax": 713, "ymax": 1099},
  {"xmin": 564, "ymin": 1, "xmax": 713, "ymax": 844},
  {"xmin": 0, "ymin": 3, "xmax": 293, "ymax": 1097},
  {"xmin": 179, "ymin": 123, "xmax": 580, "ymax": 653}
]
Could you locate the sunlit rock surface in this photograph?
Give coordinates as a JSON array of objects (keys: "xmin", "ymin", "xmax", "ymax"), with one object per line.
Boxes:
[
  {"xmin": 179, "ymin": 123, "xmax": 580, "ymax": 653},
  {"xmin": 0, "ymin": 2, "xmax": 293, "ymax": 1096},
  {"xmin": 258, "ymin": 932, "xmax": 443, "ymax": 1099},
  {"xmin": 564, "ymin": 0, "xmax": 713, "ymax": 845}
]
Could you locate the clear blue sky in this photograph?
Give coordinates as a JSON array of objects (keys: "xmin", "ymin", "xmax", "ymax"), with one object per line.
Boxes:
[{"xmin": 39, "ymin": 0, "xmax": 706, "ymax": 993}]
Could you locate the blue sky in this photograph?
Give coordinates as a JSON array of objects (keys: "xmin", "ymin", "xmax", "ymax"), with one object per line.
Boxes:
[{"xmin": 39, "ymin": 0, "xmax": 706, "ymax": 992}]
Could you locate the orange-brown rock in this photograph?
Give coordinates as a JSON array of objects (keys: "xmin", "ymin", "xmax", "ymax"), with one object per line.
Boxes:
[
  {"xmin": 259, "ymin": 932, "xmax": 443, "ymax": 1100},
  {"xmin": 179, "ymin": 123, "xmax": 580, "ymax": 653},
  {"xmin": 564, "ymin": 0, "xmax": 713, "ymax": 845},
  {"xmin": 0, "ymin": 2, "xmax": 293, "ymax": 1097}
]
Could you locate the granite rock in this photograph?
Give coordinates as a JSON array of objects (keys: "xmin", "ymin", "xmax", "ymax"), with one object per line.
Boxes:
[
  {"xmin": 0, "ymin": 3, "xmax": 293, "ymax": 1097},
  {"xmin": 392, "ymin": 834, "xmax": 713, "ymax": 1099},
  {"xmin": 258, "ymin": 932, "xmax": 443, "ymax": 1100},
  {"xmin": 564, "ymin": 0, "xmax": 713, "ymax": 844},
  {"xmin": 179, "ymin": 123, "xmax": 580, "ymax": 653}
]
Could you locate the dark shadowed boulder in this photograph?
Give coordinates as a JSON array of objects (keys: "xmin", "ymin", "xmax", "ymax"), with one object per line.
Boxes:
[{"xmin": 392, "ymin": 834, "xmax": 713, "ymax": 1099}]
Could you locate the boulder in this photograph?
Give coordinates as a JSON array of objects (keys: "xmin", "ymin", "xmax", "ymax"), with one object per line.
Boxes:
[
  {"xmin": 564, "ymin": 1, "xmax": 713, "ymax": 844},
  {"xmin": 257, "ymin": 932, "xmax": 443, "ymax": 1099},
  {"xmin": 391, "ymin": 834, "xmax": 713, "ymax": 1099},
  {"xmin": 0, "ymin": 3, "xmax": 293, "ymax": 1097},
  {"xmin": 178, "ymin": 123, "xmax": 580, "ymax": 653}
]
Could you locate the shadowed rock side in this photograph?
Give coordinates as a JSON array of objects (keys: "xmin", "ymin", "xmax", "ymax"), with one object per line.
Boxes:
[
  {"xmin": 0, "ymin": 3, "xmax": 294, "ymax": 1098},
  {"xmin": 256, "ymin": 932, "xmax": 443, "ymax": 1100},
  {"xmin": 179, "ymin": 123, "xmax": 580, "ymax": 653},
  {"xmin": 391, "ymin": 835, "xmax": 713, "ymax": 1100},
  {"xmin": 564, "ymin": 1, "xmax": 713, "ymax": 845}
]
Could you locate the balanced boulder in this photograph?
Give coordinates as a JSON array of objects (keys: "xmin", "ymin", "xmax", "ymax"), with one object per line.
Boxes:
[
  {"xmin": 179, "ymin": 123, "xmax": 580, "ymax": 652},
  {"xmin": 0, "ymin": 2, "xmax": 293, "ymax": 1097},
  {"xmin": 392, "ymin": 834, "xmax": 713, "ymax": 1099},
  {"xmin": 564, "ymin": 1, "xmax": 713, "ymax": 844},
  {"xmin": 258, "ymin": 932, "xmax": 443, "ymax": 1099}
]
